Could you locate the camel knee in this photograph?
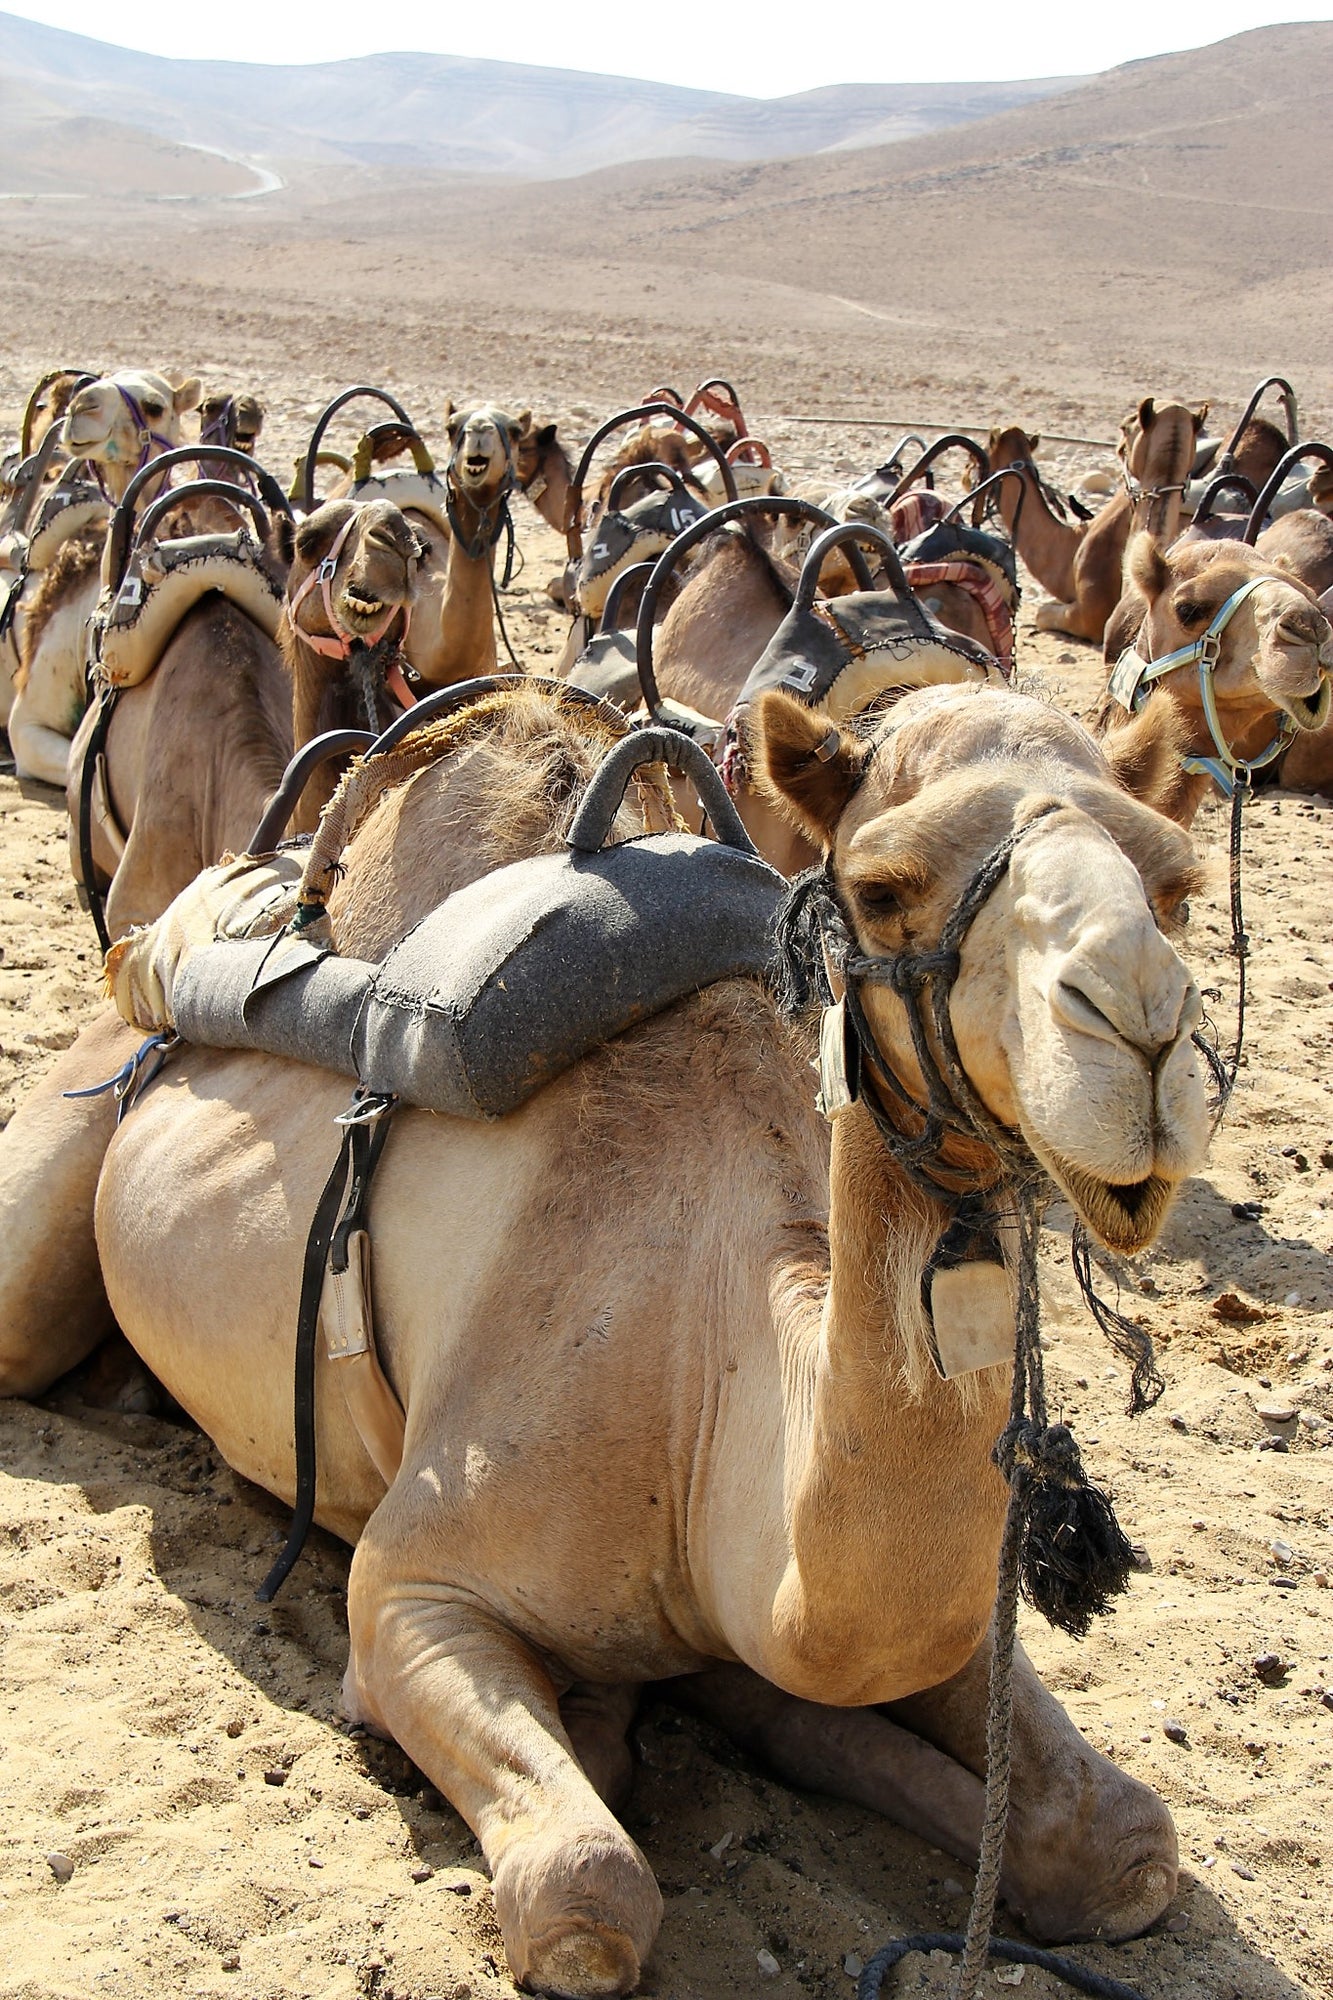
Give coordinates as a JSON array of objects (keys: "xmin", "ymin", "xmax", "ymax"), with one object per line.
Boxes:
[
  {"xmin": 492, "ymin": 1822, "xmax": 661, "ymax": 2000},
  {"xmin": 8, "ymin": 700, "xmax": 73, "ymax": 788}
]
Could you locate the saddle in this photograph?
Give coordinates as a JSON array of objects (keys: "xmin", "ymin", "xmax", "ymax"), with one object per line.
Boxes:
[
  {"xmin": 90, "ymin": 527, "xmax": 284, "ymax": 689},
  {"xmin": 897, "ymin": 517, "xmax": 1020, "ymax": 672},
  {"xmin": 570, "ymin": 480, "xmax": 709, "ymax": 619}
]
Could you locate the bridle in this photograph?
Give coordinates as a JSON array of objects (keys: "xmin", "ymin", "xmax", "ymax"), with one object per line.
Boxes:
[
  {"xmin": 83, "ymin": 383, "xmax": 178, "ymax": 501},
  {"xmin": 443, "ymin": 417, "xmax": 517, "ymax": 570},
  {"xmin": 1106, "ymin": 575, "xmax": 1294, "ymax": 795},
  {"xmin": 284, "ymin": 510, "xmax": 412, "ymax": 661}
]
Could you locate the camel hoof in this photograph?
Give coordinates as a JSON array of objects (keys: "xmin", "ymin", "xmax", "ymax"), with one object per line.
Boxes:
[
  {"xmin": 1010, "ymin": 1818, "xmax": 1178, "ymax": 1945},
  {"xmin": 495, "ymin": 1828, "xmax": 661, "ymax": 2000},
  {"xmin": 1034, "ymin": 600, "xmax": 1076, "ymax": 633}
]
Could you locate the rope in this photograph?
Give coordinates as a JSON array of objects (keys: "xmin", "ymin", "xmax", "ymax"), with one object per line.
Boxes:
[
  {"xmin": 490, "ymin": 563, "xmax": 523, "ymax": 671},
  {"xmin": 859, "ymin": 1935, "xmax": 1149, "ymax": 2000},
  {"xmin": 750, "ymin": 413, "xmax": 1116, "ymax": 452},
  {"xmin": 1224, "ymin": 777, "xmax": 1249, "ymax": 1097}
]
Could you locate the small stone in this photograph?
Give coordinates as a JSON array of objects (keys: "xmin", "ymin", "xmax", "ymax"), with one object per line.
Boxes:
[
  {"xmin": 1285, "ymin": 1292, "xmax": 1303, "ymax": 1308},
  {"xmin": 225, "ymin": 1720, "xmax": 244, "ymax": 1739},
  {"xmin": 221, "ymin": 1953, "xmax": 241, "ymax": 1971},
  {"xmin": 1191, "ymin": 1518, "xmax": 1206, "ymax": 1531},
  {"xmin": 757, "ymin": 1949, "xmax": 781, "ymax": 1978},
  {"xmin": 1230, "ymin": 1863, "xmax": 1256, "ymax": 1881},
  {"xmin": 1253, "ymin": 1654, "xmax": 1287, "ymax": 1686},
  {"xmin": 1169, "ymin": 1413, "xmax": 1189, "ymax": 1433},
  {"xmin": 447, "ymin": 1879, "xmax": 473, "ymax": 1896},
  {"xmin": 262, "ymin": 1768, "xmax": 287, "ymax": 1786},
  {"xmin": 1165, "ymin": 1913, "xmax": 1189, "ymax": 1933},
  {"xmin": 46, "ymin": 1853, "xmax": 74, "ymax": 1884},
  {"xmin": 410, "ymin": 1865, "xmax": 434, "ymax": 1884},
  {"xmin": 1313, "ymin": 1571, "xmax": 1330, "ymax": 1589},
  {"xmin": 1201, "ymin": 1856, "xmax": 1216, "ymax": 1869},
  {"xmin": 1214, "ymin": 1290, "xmax": 1264, "ymax": 1322},
  {"xmin": 1102, "ymin": 1366, "xmax": 1120, "ymax": 1381},
  {"xmin": 1163, "ymin": 1719, "xmax": 1188, "ymax": 1744},
  {"xmin": 708, "ymin": 1830, "xmax": 734, "ymax": 1860},
  {"xmin": 1270, "ymin": 1538, "xmax": 1294, "ymax": 1564},
  {"xmin": 942, "ymin": 1876, "xmax": 966, "ymax": 1896},
  {"xmin": 308, "ymin": 1857, "xmax": 325, "ymax": 1869},
  {"xmin": 1320, "ymin": 1691, "xmax": 1333, "ymax": 1713},
  {"xmin": 995, "ymin": 1968, "xmax": 1025, "ymax": 1987},
  {"xmin": 844, "ymin": 1953, "xmax": 864, "ymax": 1978},
  {"xmin": 1230, "ymin": 1202, "xmax": 1263, "ymax": 1222},
  {"xmin": 1256, "ymin": 1404, "xmax": 1297, "ymax": 1425}
]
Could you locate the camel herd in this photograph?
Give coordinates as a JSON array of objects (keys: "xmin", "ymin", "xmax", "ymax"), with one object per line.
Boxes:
[{"xmin": 1, "ymin": 364, "xmax": 1332, "ymax": 2000}]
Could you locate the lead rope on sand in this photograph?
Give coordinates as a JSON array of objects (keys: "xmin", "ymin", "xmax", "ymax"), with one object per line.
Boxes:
[{"xmin": 858, "ymin": 1195, "xmax": 1151, "ymax": 2000}]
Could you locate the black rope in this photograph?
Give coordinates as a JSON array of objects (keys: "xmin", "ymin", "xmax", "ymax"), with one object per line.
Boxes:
[
  {"xmin": 490, "ymin": 560, "xmax": 523, "ymax": 672},
  {"xmin": 1224, "ymin": 777, "xmax": 1249, "ymax": 1098},
  {"xmin": 1069, "ymin": 1223, "xmax": 1165, "ymax": 1414},
  {"xmin": 858, "ymin": 1934, "xmax": 1148, "ymax": 1999},
  {"xmin": 75, "ymin": 687, "xmax": 120, "ymax": 956}
]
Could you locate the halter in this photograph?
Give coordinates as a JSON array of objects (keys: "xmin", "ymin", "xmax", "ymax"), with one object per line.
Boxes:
[
  {"xmin": 85, "ymin": 384, "xmax": 178, "ymax": 502},
  {"xmin": 444, "ymin": 419, "xmax": 517, "ymax": 567},
  {"xmin": 1106, "ymin": 576, "xmax": 1293, "ymax": 795},
  {"xmin": 283, "ymin": 510, "xmax": 412, "ymax": 662}
]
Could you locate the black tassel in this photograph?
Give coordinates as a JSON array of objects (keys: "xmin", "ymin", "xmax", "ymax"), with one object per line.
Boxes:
[
  {"xmin": 768, "ymin": 868, "xmax": 843, "ymax": 1018},
  {"xmin": 998, "ymin": 1422, "xmax": 1136, "ymax": 1638}
]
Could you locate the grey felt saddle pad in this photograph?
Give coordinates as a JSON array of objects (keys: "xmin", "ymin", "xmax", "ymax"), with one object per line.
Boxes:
[{"xmin": 173, "ymin": 830, "xmax": 783, "ymax": 1117}]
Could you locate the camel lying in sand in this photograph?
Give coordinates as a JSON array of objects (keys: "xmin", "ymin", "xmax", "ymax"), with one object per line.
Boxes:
[
  {"xmin": 67, "ymin": 496, "xmax": 421, "ymax": 938},
  {"xmin": 1, "ymin": 675, "xmax": 1206, "ymax": 1995},
  {"xmin": 1094, "ymin": 533, "xmax": 1332, "ymax": 824},
  {"xmin": 985, "ymin": 399, "xmax": 1211, "ymax": 643}
]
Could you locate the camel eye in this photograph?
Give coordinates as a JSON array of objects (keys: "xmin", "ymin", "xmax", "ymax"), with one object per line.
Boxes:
[
  {"xmin": 854, "ymin": 879, "xmax": 906, "ymax": 922},
  {"xmin": 1175, "ymin": 598, "xmax": 1211, "ymax": 629},
  {"xmin": 143, "ymin": 398, "xmax": 165, "ymax": 417}
]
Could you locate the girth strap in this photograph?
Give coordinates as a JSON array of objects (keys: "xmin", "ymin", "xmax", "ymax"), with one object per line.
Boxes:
[{"xmin": 257, "ymin": 1089, "xmax": 397, "ymax": 1602}]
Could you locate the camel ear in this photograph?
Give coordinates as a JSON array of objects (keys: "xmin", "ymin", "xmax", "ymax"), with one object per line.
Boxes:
[
  {"xmin": 171, "ymin": 377, "xmax": 203, "ymax": 415},
  {"xmin": 1027, "ymin": 432, "xmax": 1040, "ymax": 451},
  {"xmin": 1137, "ymin": 397, "xmax": 1156, "ymax": 430},
  {"xmin": 751, "ymin": 690, "xmax": 868, "ymax": 846},
  {"xmin": 1101, "ymin": 697, "xmax": 1188, "ymax": 812},
  {"xmin": 535, "ymin": 421, "xmax": 557, "ymax": 448},
  {"xmin": 509, "ymin": 409, "xmax": 531, "ymax": 439},
  {"xmin": 1192, "ymin": 403, "xmax": 1209, "ymax": 432},
  {"xmin": 268, "ymin": 513, "xmax": 296, "ymax": 570},
  {"xmin": 1127, "ymin": 531, "xmax": 1170, "ymax": 604}
]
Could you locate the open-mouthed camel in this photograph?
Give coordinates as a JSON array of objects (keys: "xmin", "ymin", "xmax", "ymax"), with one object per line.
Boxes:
[
  {"xmin": 7, "ymin": 369, "xmax": 204, "ymax": 785},
  {"xmin": 983, "ymin": 399, "xmax": 1209, "ymax": 643},
  {"xmin": 1, "ymin": 672, "xmax": 1206, "ymax": 1997},
  {"xmin": 1094, "ymin": 533, "xmax": 1333, "ymax": 825},
  {"xmin": 67, "ymin": 496, "xmax": 421, "ymax": 939}
]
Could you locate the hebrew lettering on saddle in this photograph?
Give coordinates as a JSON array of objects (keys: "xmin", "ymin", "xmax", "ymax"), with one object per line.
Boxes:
[
  {"xmin": 90, "ymin": 526, "xmax": 284, "ymax": 689},
  {"xmin": 574, "ymin": 485, "xmax": 709, "ymax": 618}
]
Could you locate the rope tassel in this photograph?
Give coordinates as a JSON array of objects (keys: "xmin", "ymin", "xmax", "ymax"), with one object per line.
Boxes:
[{"xmin": 997, "ymin": 1420, "xmax": 1135, "ymax": 1638}]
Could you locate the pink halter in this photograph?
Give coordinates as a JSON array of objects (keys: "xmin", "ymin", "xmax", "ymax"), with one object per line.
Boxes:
[{"xmin": 284, "ymin": 510, "xmax": 412, "ymax": 662}]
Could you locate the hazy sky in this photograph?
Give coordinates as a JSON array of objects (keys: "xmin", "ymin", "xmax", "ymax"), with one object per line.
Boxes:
[{"xmin": 8, "ymin": 0, "xmax": 1330, "ymax": 94}]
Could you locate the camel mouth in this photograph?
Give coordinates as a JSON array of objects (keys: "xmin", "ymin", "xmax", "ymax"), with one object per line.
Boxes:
[
  {"xmin": 1287, "ymin": 678, "xmax": 1332, "ymax": 733},
  {"xmin": 462, "ymin": 452, "xmax": 492, "ymax": 481},
  {"xmin": 340, "ymin": 588, "xmax": 388, "ymax": 625},
  {"xmin": 1040, "ymin": 1150, "xmax": 1178, "ymax": 1254}
]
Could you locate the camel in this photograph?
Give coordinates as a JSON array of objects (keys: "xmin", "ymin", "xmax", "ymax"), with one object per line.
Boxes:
[
  {"xmin": 6, "ymin": 369, "xmax": 203, "ymax": 785},
  {"xmin": 0, "ymin": 672, "xmax": 1208, "ymax": 1996},
  {"xmin": 983, "ymin": 399, "xmax": 1210, "ymax": 643},
  {"xmin": 66, "ymin": 496, "xmax": 421, "ymax": 938},
  {"xmin": 1094, "ymin": 533, "xmax": 1333, "ymax": 824}
]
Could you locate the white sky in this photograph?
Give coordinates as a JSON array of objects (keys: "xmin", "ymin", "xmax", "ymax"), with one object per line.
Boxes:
[{"xmin": 7, "ymin": 0, "xmax": 1330, "ymax": 95}]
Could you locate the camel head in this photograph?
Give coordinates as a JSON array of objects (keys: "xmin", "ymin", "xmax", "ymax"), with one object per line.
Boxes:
[
  {"xmin": 757, "ymin": 682, "xmax": 1211, "ymax": 1254},
  {"xmin": 277, "ymin": 498, "xmax": 424, "ymax": 659},
  {"xmin": 443, "ymin": 401, "xmax": 529, "ymax": 511},
  {"xmin": 60, "ymin": 370, "xmax": 202, "ymax": 498},
  {"xmin": 982, "ymin": 425, "xmax": 1040, "ymax": 471},
  {"xmin": 198, "ymin": 389, "xmax": 265, "ymax": 455},
  {"xmin": 1127, "ymin": 534, "xmax": 1333, "ymax": 748}
]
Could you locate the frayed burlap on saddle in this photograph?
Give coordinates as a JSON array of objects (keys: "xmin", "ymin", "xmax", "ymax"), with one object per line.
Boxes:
[
  {"xmin": 348, "ymin": 469, "xmax": 452, "ymax": 542},
  {"xmin": 91, "ymin": 529, "xmax": 284, "ymax": 689}
]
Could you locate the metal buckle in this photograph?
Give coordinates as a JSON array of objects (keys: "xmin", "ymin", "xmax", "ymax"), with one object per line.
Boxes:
[{"xmin": 335, "ymin": 1089, "xmax": 396, "ymax": 1128}]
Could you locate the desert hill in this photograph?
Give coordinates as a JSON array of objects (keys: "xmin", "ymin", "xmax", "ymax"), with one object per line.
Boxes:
[{"xmin": 0, "ymin": 9, "xmax": 1074, "ymax": 187}]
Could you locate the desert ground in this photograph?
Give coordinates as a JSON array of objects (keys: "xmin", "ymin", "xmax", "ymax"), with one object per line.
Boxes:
[{"xmin": 2, "ymin": 111, "xmax": 1333, "ymax": 2000}]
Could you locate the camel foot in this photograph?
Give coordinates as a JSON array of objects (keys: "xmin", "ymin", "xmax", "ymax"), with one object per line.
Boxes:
[
  {"xmin": 1002, "ymin": 1759, "xmax": 1177, "ymax": 1943},
  {"xmin": 493, "ymin": 1826, "xmax": 659, "ymax": 1999},
  {"xmin": 77, "ymin": 1334, "xmax": 165, "ymax": 1415}
]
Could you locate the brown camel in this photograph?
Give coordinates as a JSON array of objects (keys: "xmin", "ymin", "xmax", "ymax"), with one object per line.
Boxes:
[
  {"xmin": 0, "ymin": 676, "xmax": 1208, "ymax": 1995},
  {"xmin": 66, "ymin": 497, "xmax": 421, "ymax": 938},
  {"xmin": 983, "ymin": 400, "xmax": 1209, "ymax": 643},
  {"xmin": 7, "ymin": 369, "xmax": 206, "ymax": 785},
  {"xmin": 1094, "ymin": 533, "xmax": 1333, "ymax": 824}
]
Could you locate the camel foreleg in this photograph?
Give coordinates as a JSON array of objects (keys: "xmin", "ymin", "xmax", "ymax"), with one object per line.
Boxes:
[
  {"xmin": 346, "ymin": 1523, "xmax": 661, "ymax": 1999},
  {"xmin": 7, "ymin": 688, "xmax": 75, "ymax": 788}
]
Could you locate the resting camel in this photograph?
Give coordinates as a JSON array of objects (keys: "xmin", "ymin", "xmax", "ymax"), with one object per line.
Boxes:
[
  {"xmin": 983, "ymin": 399, "xmax": 1210, "ymax": 643},
  {"xmin": 66, "ymin": 497, "xmax": 420, "ymax": 938},
  {"xmin": 1, "ymin": 674, "xmax": 1206, "ymax": 1996},
  {"xmin": 7, "ymin": 369, "xmax": 204, "ymax": 785},
  {"xmin": 1094, "ymin": 533, "xmax": 1333, "ymax": 825}
]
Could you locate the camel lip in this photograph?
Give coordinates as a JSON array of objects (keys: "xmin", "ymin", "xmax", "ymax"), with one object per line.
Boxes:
[
  {"xmin": 1286, "ymin": 677, "xmax": 1332, "ymax": 732},
  {"xmin": 1033, "ymin": 1142, "xmax": 1179, "ymax": 1255}
]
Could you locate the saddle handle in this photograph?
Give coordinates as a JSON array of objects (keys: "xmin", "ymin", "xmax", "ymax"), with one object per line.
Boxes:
[
  {"xmin": 642, "ymin": 385, "xmax": 684, "ymax": 408},
  {"xmin": 794, "ymin": 520, "xmax": 919, "ymax": 617},
  {"xmin": 1, "ymin": 423, "xmax": 69, "ymax": 541},
  {"xmin": 565, "ymin": 403, "xmax": 739, "ymax": 562},
  {"xmin": 105, "ymin": 444, "xmax": 292, "ymax": 593},
  {"xmin": 351, "ymin": 424, "xmax": 438, "ymax": 484},
  {"xmin": 885, "ymin": 433, "xmax": 991, "ymax": 507},
  {"xmin": 685, "ymin": 378, "xmax": 748, "ymax": 438},
  {"xmin": 248, "ymin": 729, "xmax": 378, "ymax": 854},
  {"xmin": 298, "ymin": 386, "xmax": 418, "ymax": 514},
  {"xmin": 635, "ymin": 494, "xmax": 865, "ymax": 726},
  {"xmin": 1243, "ymin": 440, "xmax": 1333, "ymax": 544},
  {"xmin": 1217, "ymin": 375, "xmax": 1299, "ymax": 474},
  {"xmin": 21, "ymin": 367, "xmax": 96, "ymax": 460},
  {"xmin": 598, "ymin": 561, "xmax": 658, "ymax": 634},
  {"xmin": 566, "ymin": 726, "xmax": 755, "ymax": 855},
  {"xmin": 604, "ymin": 461, "xmax": 699, "ymax": 514},
  {"xmin": 946, "ymin": 466, "xmax": 1027, "ymax": 542},
  {"xmin": 728, "ymin": 437, "xmax": 772, "ymax": 467},
  {"xmin": 1190, "ymin": 473, "xmax": 1259, "ymax": 528},
  {"xmin": 108, "ymin": 478, "xmax": 278, "ymax": 598}
]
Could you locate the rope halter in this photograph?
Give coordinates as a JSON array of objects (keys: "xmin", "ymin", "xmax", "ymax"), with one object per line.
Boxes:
[
  {"xmin": 1107, "ymin": 575, "xmax": 1296, "ymax": 796},
  {"xmin": 283, "ymin": 508, "xmax": 412, "ymax": 662}
]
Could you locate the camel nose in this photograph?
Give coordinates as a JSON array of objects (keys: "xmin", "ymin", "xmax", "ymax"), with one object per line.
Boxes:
[
  {"xmin": 1049, "ymin": 946, "xmax": 1199, "ymax": 1063},
  {"xmin": 1275, "ymin": 606, "xmax": 1323, "ymax": 649}
]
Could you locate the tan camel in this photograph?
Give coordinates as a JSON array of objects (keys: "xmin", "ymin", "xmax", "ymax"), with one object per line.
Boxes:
[
  {"xmin": 66, "ymin": 498, "xmax": 420, "ymax": 937},
  {"xmin": 1094, "ymin": 533, "xmax": 1333, "ymax": 824},
  {"xmin": 515, "ymin": 418, "xmax": 577, "ymax": 534},
  {"xmin": 983, "ymin": 400, "xmax": 1209, "ymax": 642},
  {"xmin": 7, "ymin": 369, "xmax": 203, "ymax": 785},
  {"xmin": 0, "ymin": 676, "xmax": 1207, "ymax": 1995}
]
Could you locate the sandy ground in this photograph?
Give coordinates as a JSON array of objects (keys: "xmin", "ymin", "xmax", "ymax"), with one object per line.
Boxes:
[{"xmin": 1, "ymin": 374, "xmax": 1332, "ymax": 2000}]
